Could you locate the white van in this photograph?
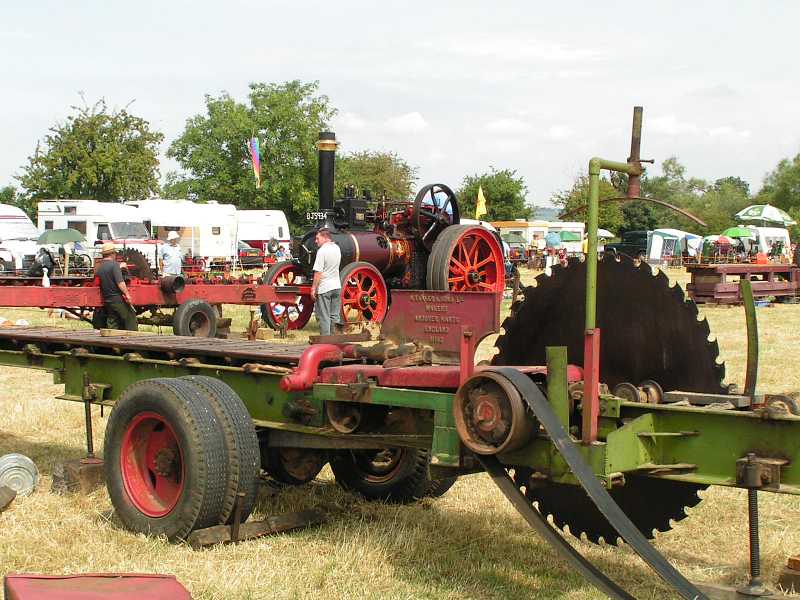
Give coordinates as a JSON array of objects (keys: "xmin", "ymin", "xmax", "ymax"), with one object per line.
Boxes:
[
  {"xmin": 0, "ymin": 204, "xmax": 39, "ymax": 271},
  {"xmin": 129, "ymin": 199, "xmax": 238, "ymax": 269},
  {"xmin": 236, "ymin": 210, "xmax": 291, "ymax": 253}
]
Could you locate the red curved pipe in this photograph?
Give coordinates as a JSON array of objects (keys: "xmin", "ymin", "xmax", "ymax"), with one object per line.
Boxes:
[{"xmin": 280, "ymin": 344, "xmax": 344, "ymax": 392}]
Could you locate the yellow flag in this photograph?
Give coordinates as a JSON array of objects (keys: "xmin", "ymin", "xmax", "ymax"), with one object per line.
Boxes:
[{"xmin": 475, "ymin": 185, "xmax": 487, "ymax": 219}]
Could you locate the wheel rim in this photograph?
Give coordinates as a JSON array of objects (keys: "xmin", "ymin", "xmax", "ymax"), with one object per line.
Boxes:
[
  {"xmin": 265, "ymin": 263, "xmax": 313, "ymax": 330},
  {"xmin": 447, "ymin": 228, "xmax": 504, "ymax": 292},
  {"xmin": 351, "ymin": 448, "xmax": 404, "ymax": 483},
  {"xmin": 120, "ymin": 411, "xmax": 184, "ymax": 518},
  {"xmin": 341, "ymin": 265, "xmax": 388, "ymax": 323},
  {"xmin": 188, "ymin": 311, "xmax": 211, "ymax": 337}
]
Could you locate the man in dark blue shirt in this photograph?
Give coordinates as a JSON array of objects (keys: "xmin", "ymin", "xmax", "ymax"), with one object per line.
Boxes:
[{"xmin": 95, "ymin": 243, "xmax": 138, "ymax": 331}]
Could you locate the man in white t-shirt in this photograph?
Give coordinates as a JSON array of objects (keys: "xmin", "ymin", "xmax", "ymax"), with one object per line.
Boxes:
[
  {"xmin": 159, "ymin": 231, "xmax": 183, "ymax": 276},
  {"xmin": 310, "ymin": 228, "xmax": 342, "ymax": 335}
]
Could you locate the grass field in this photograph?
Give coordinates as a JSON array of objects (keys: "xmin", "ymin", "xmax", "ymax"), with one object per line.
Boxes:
[{"xmin": 1, "ymin": 267, "xmax": 800, "ymax": 599}]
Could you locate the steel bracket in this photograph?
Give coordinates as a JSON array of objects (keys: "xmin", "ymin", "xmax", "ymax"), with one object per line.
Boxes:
[{"xmin": 736, "ymin": 454, "xmax": 788, "ymax": 490}]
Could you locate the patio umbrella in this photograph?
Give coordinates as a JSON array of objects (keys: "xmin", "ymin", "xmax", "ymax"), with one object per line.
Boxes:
[
  {"xmin": 37, "ymin": 228, "xmax": 86, "ymax": 245},
  {"xmin": 715, "ymin": 235, "xmax": 733, "ymax": 245},
  {"xmin": 735, "ymin": 204, "xmax": 797, "ymax": 226},
  {"xmin": 596, "ymin": 228, "xmax": 614, "ymax": 239},
  {"xmin": 721, "ymin": 226, "xmax": 755, "ymax": 239},
  {"xmin": 544, "ymin": 232, "xmax": 562, "ymax": 248},
  {"xmin": 558, "ymin": 231, "xmax": 581, "ymax": 242}
]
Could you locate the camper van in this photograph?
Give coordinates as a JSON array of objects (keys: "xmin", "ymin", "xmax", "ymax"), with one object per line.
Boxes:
[
  {"xmin": 129, "ymin": 199, "xmax": 238, "ymax": 269},
  {"xmin": 37, "ymin": 200, "xmax": 158, "ymax": 266},
  {"xmin": 0, "ymin": 204, "xmax": 39, "ymax": 271},
  {"xmin": 236, "ymin": 210, "xmax": 291, "ymax": 253}
]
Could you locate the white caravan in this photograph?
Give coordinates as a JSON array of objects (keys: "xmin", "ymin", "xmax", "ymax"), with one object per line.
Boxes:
[
  {"xmin": 0, "ymin": 204, "xmax": 39, "ymax": 271},
  {"xmin": 236, "ymin": 210, "xmax": 291, "ymax": 253},
  {"xmin": 745, "ymin": 226, "xmax": 792, "ymax": 258},
  {"xmin": 129, "ymin": 199, "xmax": 238, "ymax": 268}
]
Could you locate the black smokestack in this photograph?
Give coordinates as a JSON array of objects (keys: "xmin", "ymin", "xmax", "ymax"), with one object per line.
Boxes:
[{"xmin": 317, "ymin": 131, "xmax": 336, "ymax": 211}]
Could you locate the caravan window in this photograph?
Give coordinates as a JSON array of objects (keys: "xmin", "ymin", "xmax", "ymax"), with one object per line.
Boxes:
[
  {"xmin": 67, "ymin": 220, "xmax": 87, "ymax": 234},
  {"xmin": 278, "ymin": 226, "xmax": 284, "ymax": 238},
  {"xmin": 64, "ymin": 206, "xmax": 77, "ymax": 215},
  {"xmin": 212, "ymin": 227, "xmax": 221, "ymax": 235},
  {"xmin": 97, "ymin": 224, "xmax": 111, "ymax": 240},
  {"xmin": 44, "ymin": 221, "xmax": 53, "ymax": 230}
]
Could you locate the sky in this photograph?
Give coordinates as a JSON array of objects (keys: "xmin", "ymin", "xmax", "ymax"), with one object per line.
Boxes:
[{"xmin": 1, "ymin": 1, "xmax": 798, "ymax": 209}]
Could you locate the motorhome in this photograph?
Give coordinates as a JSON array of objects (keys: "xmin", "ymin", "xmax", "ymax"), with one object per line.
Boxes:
[
  {"xmin": 129, "ymin": 199, "xmax": 238, "ymax": 269},
  {"xmin": 236, "ymin": 210, "xmax": 291, "ymax": 253},
  {"xmin": 0, "ymin": 204, "xmax": 39, "ymax": 271}
]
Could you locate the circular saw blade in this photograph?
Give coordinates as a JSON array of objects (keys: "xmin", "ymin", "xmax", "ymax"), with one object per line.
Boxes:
[
  {"xmin": 515, "ymin": 472, "xmax": 705, "ymax": 546},
  {"xmin": 495, "ymin": 254, "xmax": 721, "ymax": 545},
  {"xmin": 494, "ymin": 254, "xmax": 726, "ymax": 394}
]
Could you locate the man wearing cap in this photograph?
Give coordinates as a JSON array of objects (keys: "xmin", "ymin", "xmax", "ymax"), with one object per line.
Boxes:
[
  {"xmin": 310, "ymin": 228, "xmax": 342, "ymax": 336},
  {"xmin": 159, "ymin": 231, "xmax": 183, "ymax": 276},
  {"xmin": 96, "ymin": 243, "xmax": 138, "ymax": 331}
]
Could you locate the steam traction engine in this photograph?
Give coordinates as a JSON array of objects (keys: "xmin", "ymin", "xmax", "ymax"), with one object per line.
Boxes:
[{"xmin": 260, "ymin": 132, "xmax": 505, "ymax": 330}]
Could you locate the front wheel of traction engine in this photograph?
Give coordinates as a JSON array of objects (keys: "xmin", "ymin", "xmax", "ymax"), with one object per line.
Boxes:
[
  {"xmin": 330, "ymin": 448, "xmax": 456, "ymax": 502},
  {"xmin": 104, "ymin": 378, "xmax": 228, "ymax": 541},
  {"xmin": 339, "ymin": 261, "xmax": 389, "ymax": 325}
]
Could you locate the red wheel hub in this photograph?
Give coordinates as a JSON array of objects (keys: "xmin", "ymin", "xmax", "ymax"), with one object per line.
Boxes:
[
  {"xmin": 266, "ymin": 264, "xmax": 313, "ymax": 330},
  {"xmin": 447, "ymin": 228, "xmax": 504, "ymax": 292},
  {"xmin": 120, "ymin": 412, "xmax": 184, "ymax": 518},
  {"xmin": 341, "ymin": 265, "xmax": 388, "ymax": 323}
]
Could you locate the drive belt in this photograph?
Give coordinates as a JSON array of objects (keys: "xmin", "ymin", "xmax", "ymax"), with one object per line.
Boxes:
[{"xmin": 479, "ymin": 367, "xmax": 706, "ymax": 600}]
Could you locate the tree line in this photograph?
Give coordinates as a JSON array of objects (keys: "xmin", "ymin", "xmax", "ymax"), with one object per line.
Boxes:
[
  {"xmin": 551, "ymin": 156, "xmax": 800, "ymax": 238},
  {"xmin": 2, "ymin": 80, "xmax": 798, "ymax": 237},
  {"xmin": 2, "ymin": 81, "xmax": 529, "ymax": 233}
]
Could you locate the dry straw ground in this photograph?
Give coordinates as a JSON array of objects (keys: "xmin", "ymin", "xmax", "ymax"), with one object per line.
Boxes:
[{"xmin": 1, "ymin": 268, "xmax": 799, "ymax": 599}]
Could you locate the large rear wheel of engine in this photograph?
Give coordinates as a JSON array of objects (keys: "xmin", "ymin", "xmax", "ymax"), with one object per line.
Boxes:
[
  {"xmin": 260, "ymin": 261, "xmax": 313, "ymax": 331},
  {"xmin": 339, "ymin": 261, "xmax": 389, "ymax": 325},
  {"xmin": 104, "ymin": 378, "xmax": 227, "ymax": 541},
  {"xmin": 330, "ymin": 447, "xmax": 451, "ymax": 503},
  {"xmin": 180, "ymin": 376, "xmax": 260, "ymax": 525},
  {"xmin": 427, "ymin": 224, "xmax": 505, "ymax": 292},
  {"xmin": 173, "ymin": 299, "xmax": 218, "ymax": 337}
]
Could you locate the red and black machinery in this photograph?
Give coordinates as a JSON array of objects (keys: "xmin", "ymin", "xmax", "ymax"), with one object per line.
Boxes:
[{"xmin": 260, "ymin": 132, "xmax": 506, "ymax": 330}]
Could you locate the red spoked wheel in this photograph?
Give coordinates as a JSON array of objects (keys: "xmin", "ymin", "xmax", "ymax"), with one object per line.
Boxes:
[
  {"xmin": 261, "ymin": 261, "xmax": 313, "ymax": 330},
  {"xmin": 120, "ymin": 411, "xmax": 184, "ymax": 517},
  {"xmin": 426, "ymin": 224, "xmax": 505, "ymax": 292},
  {"xmin": 339, "ymin": 261, "xmax": 389, "ymax": 324}
]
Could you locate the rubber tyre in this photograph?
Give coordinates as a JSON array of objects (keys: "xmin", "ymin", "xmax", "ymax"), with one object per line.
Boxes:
[
  {"xmin": 0, "ymin": 259, "xmax": 8, "ymax": 273},
  {"xmin": 180, "ymin": 376, "xmax": 260, "ymax": 525},
  {"xmin": 104, "ymin": 378, "xmax": 228, "ymax": 541},
  {"xmin": 173, "ymin": 299, "xmax": 218, "ymax": 337},
  {"xmin": 330, "ymin": 448, "xmax": 445, "ymax": 503},
  {"xmin": 263, "ymin": 446, "xmax": 326, "ymax": 485}
]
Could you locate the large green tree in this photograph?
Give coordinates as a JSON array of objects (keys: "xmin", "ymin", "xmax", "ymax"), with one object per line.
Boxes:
[
  {"xmin": 550, "ymin": 174, "xmax": 623, "ymax": 233},
  {"xmin": 457, "ymin": 167, "xmax": 531, "ymax": 221},
  {"xmin": 0, "ymin": 186, "xmax": 15, "ymax": 204},
  {"xmin": 757, "ymin": 152, "xmax": 800, "ymax": 236},
  {"xmin": 17, "ymin": 100, "xmax": 163, "ymax": 209},
  {"xmin": 164, "ymin": 81, "xmax": 335, "ymax": 231},
  {"xmin": 335, "ymin": 151, "xmax": 417, "ymax": 200}
]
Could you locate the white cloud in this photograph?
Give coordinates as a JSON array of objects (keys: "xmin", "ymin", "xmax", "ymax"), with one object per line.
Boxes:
[
  {"xmin": 383, "ymin": 112, "xmax": 429, "ymax": 133},
  {"xmin": 0, "ymin": 30, "xmax": 32, "ymax": 39},
  {"xmin": 545, "ymin": 125, "xmax": 574, "ymax": 141},
  {"xmin": 485, "ymin": 118, "xmax": 533, "ymax": 134},
  {"xmin": 334, "ymin": 111, "xmax": 368, "ymax": 131},
  {"xmin": 420, "ymin": 36, "xmax": 607, "ymax": 63},
  {"xmin": 650, "ymin": 114, "xmax": 750, "ymax": 140}
]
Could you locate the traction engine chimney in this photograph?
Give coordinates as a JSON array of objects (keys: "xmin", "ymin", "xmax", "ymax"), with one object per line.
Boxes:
[{"xmin": 317, "ymin": 131, "xmax": 337, "ymax": 211}]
